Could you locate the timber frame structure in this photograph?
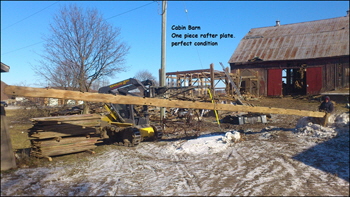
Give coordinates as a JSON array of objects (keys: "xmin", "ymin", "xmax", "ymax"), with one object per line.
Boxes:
[{"xmin": 165, "ymin": 63, "xmax": 240, "ymax": 98}]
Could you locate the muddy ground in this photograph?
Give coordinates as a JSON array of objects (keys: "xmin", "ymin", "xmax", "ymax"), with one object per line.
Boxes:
[{"xmin": 1, "ymin": 96, "xmax": 349, "ymax": 196}]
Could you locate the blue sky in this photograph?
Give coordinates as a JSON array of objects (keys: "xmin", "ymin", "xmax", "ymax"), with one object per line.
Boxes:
[{"xmin": 1, "ymin": 1, "xmax": 349, "ymax": 87}]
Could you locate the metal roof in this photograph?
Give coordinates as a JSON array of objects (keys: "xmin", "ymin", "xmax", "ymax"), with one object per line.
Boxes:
[
  {"xmin": 1, "ymin": 62, "xmax": 10, "ymax": 72},
  {"xmin": 229, "ymin": 16, "xmax": 349, "ymax": 64}
]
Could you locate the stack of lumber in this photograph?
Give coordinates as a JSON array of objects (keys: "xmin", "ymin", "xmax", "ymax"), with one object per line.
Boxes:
[{"xmin": 28, "ymin": 114, "xmax": 102, "ymax": 158}]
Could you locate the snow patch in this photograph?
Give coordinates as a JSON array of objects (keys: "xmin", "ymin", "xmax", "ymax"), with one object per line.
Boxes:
[
  {"xmin": 294, "ymin": 113, "xmax": 349, "ymax": 139},
  {"xmin": 295, "ymin": 122, "xmax": 337, "ymax": 139},
  {"xmin": 169, "ymin": 131, "xmax": 241, "ymax": 155},
  {"xmin": 222, "ymin": 131, "xmax": 241, "ymax": 143},
  {"xmin": 329, "ymin": 112, "xmax": 350, "ymax": 128}
]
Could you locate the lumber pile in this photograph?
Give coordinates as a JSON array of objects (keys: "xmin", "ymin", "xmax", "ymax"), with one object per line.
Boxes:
[{"xmin": 28, "ymin": 114, "xmax": 102, "ymax": 158}]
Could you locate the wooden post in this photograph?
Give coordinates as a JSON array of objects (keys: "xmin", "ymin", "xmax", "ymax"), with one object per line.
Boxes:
[
  {"xmin": 1, "ymin": 105, "xmax": 17, "ymax": 171},
  {"xmin": 189, "ymin": 74, "xmax": 193, "ymax": 97},
  {"xmin": 44, "ymin": 97, "xmax": 48, "ymax": 106},
  {"xmin": 177, "ymin": 74, "xmax": 181, "ymax": 87},
  {"xmin": 210, "ymin": 63, "xmax": 215, "ymax": 97},
  {"xmin": 225, "ymin": 76, "xmax": 233, "ymax": 96},
  {"xmin": 225, "ymin": 67, "xmax": 233, "ymax": 95},
  {"xmin": 236, "ymin": 69, "xmax": 241, "ymax": 95},
  {"xmin": 185, "ymin": 75, "xmax": 188, "ymax": 97},
  {"xmin": 200, "ymin": 77, "xmax": 204, "ymax": 96},
  {"xmin": 287, "ymin": 69, "xmax": 291, "ymax": 94},
  {"xmin": 197, "ymin": 73, "xmax": 200, "ymax": 96}
]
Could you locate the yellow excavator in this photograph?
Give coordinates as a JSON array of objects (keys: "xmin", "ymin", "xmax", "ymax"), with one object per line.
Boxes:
[{"xmin": 97, "ymin": 78, "xmax": 164, "ymax": 146}]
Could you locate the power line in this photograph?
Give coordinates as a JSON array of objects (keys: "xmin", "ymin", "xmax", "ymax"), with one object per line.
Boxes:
[
  {"xmin": 105, "ymin": 1, "xmax": 156, "ymax": 20},
  {"xmin": 1, "ymin": 41, "xmax": 44, "ymax": 55},
  {"xmin": 1, "ymin": 1, "xmax": 60, "ymax": 31},
  {"xmin": 2, "ymin": 1, "xmax": 156, "ymax": 56},
  {"xmin": 182, "ymin": 2, "xmax": 203, "ymax": 68},
  {"xmin": 156, "ymin": 1, "xmax": 166, "ymax": 15},
  {"xmin": 1, "ymin": 2, "xmax": 58, "ymax": 55}
]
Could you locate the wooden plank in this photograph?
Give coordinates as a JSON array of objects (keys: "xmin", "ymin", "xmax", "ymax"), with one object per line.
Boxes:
[
  {"xmin": 31, "ymin": 120, "xmax": 100, "ymax": 127},
  {"xmin": 32, "ymin": 137, "xmax": 100, "ymax": 151},
  {"xmin": 38, "ymin": 145, "xmax": 97, "ymax": 157},
  {"xmin": 33, "ymin": 137, "xmax": 99, "ymax": 147},
  {"xmin": 39, "ymin": 140, "xmax": 99, "ymax": 150},
  {"xmin": 32, "ymin": 124, "xmax": 99, "ymax": 132},
  {"xmin": 29, "ymin": 129, "xmax": 97, "ymax": 139},
  {"xmin": 4, "ymin": 85, "xmax": 326, "ymax": 118},
  {"xmin": 1, "ymin": 106, "xmax": 17, "ymax": 170},
  {"xmin": 32, "ymin": 142, "xmax": 97, "ymax": 152},
  {"xmin": 54, "ymin": 119, "xmax": 100, "ymax": 125},
  {"xmin": 30, "ymin": 114, "xmax": 101, "ymax": 122}
]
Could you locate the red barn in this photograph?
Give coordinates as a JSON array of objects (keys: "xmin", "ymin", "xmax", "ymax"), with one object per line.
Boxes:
[{"xmin": 229, "ymin": 13, "xmax": 349, "ymax": 97}]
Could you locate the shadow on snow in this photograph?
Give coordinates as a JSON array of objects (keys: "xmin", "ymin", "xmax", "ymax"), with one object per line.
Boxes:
[{"xmin": 292, "ymin": 130, "xmax": 349, "ymax": 182}]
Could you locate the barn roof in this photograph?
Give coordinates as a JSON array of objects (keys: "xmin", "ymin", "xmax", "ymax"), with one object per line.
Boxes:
[
  {"xmin": 1, "ymin": 62, "xmax": 10, "ymax": 72},
  {"xmin": 228, "ymin": 15, "xmax": 349, "ymax": 64}
]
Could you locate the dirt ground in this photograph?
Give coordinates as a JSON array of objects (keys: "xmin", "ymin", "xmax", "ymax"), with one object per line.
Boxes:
[{"xmin": 1, "ymin": 96, "xmax": 349, "ymax": 196}]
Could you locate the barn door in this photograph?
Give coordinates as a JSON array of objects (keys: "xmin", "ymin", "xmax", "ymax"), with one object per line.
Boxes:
[
  {"xmin": 267, "ymin": 69, "xmax": 282, "ymax": 96},
  {"xmin": 306, "ymin": 67, "xmax": 322, "ymax": 95}
]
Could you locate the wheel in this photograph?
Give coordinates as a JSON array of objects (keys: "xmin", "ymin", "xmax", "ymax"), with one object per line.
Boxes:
[{"xmin": 151, "ymin": 125, "xmax": 163, "ymax": 141}]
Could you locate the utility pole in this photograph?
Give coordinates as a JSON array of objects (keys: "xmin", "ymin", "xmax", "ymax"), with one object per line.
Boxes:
[{"xmin": 160, "ymin": 0, "xmax": 167, "ymax": 122}]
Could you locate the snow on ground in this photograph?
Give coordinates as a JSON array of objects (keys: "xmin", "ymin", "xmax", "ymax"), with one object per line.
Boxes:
[
  {"xmin": 169, "ymin": 134, "xmax": 228, "ymax": 155},
  {"xmin": 295, "ymin": 113, "xmax": 349, "ymax": 139},
  {"xmin": 1, "ymin": 113, "xmax": 349, "ymax": 196},
  {"xmin": 169, "ymin": 131, "xmax": 241, "ymax": 155}
]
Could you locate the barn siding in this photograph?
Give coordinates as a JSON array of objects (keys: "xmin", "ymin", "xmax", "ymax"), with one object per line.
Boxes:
[
  {"xmin": 231, "ymin": 56, "xmax": 349, "ymax": 96},
  {"xmin": 306, "ymin": 67, "xmax": 322, "ymax": 95},
  {"xmin": 267, "ymin": 69, "xmax": 282, "ymax": 96}
]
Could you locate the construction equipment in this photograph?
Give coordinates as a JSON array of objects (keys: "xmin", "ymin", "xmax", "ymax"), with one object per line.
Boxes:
[{"xmin": 97, "ymin": 78, "xmax": 163, "ymax": 146}]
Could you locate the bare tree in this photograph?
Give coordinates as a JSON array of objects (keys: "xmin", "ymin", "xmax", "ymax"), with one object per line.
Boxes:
[
  {"xmin": 134, "ymin": 69, "xmax": 158, "ymax": 85},
  {"xmin": 90, "ymin": 78, "xmax": 110, "ymax": 92},
  {"xmin": 34, "ymin": 4, "xmax": 130, "ymax": 113},
  {"xmin": 47, "ymin": 60, "xmax": 79, "ymax": 90}
]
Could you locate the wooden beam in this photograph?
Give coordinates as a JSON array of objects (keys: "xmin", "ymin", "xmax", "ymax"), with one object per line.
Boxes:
[
  {"xmin": 1, "ymin": 106, "xmax": 17, "ymax": 170},
  {"xmin": 210, "ymin": 63, "xmax": 215, "ymax": 96},
  {"xmin": 30, "ymin": 114, "xmax": 100, "ymax": 122},
  {"xmin": 4, "ymin": 85, "xmax": 326, "ymax": 117},
  {"xmin": 167, "ymin": 69, "xmax": 211, "ymax": 75}
]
